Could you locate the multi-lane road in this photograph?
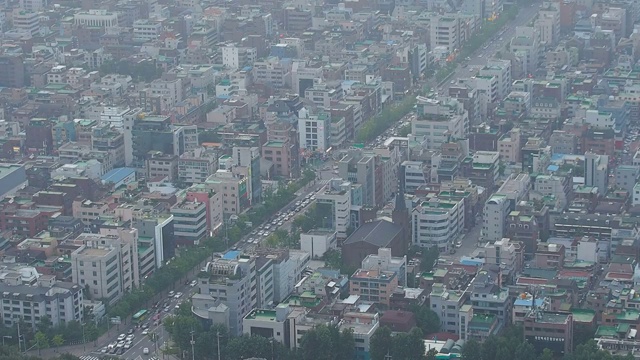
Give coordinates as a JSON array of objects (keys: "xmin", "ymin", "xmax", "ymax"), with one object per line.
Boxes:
[
  {"xmin": 91, "ymin": 285, "xmax": 198, "ymax": 360},
  {"xmin": 438, "ymin": 1, "xmax": 542, "ymax": 96},
  {"xmin": 85, "ymin": 159, "xmax": 336, "ymax": 360},
  {"xmin": 81, "ymin": 4, "xmax": 543, "ymax": 359}
]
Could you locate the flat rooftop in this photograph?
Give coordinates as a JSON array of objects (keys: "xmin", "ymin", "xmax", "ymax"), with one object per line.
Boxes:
[
  {"xmin": 77, "ymin": 246, "xmax": 111, "ymax": 257},
  {"xmin": 0, "ymin": 163, "xmax": 23, "ymax": 180},
  {"xmin": 245, "ymin": 309, "xmax": 278, "ymax": 321},
  {"xmin": 538, "ymin": 312, "xmax": 571, "ymax": 324}
]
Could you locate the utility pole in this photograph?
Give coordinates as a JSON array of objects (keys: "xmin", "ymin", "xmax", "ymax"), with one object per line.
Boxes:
[
  {"xmin": 81, "ymin": 322, "xmax": 86, "ymax": 351},
  {"xmin": 17, "ymin": 321, "xmax": 22, "ymax": 353},
  {"xmin": 216, "ymin": 331, "xmax": 221, "ymax": 360},
  {"xmin": 190, "ymin": 331, "xmax": 195, "ymax": 360}
]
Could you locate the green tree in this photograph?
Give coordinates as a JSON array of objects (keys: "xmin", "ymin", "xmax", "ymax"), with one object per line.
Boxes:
[
  {"xmin": 335, "ymin": 328, "xmax": 356, "ymax": 360},
  {"xmin": 398, "ymin": 123, "xmax": 411, "ymax": 136},
  {"xmin": 36, "ymin": 316, "xmax": 52, "ymax": 336},
  {"xmin": 573, "ymin": 323, "xmax": 595, "ymax": 350},
  {"xmin": 461, "ymin": 339, "xmax": 482, "ymax": 360},
  {"xmin": 369, "ymin": 326, "xmax": 392, "ymax": 360},
  {"xmin": 33, "ymin": 331, "xmax": 48, "ymax": 355},
  {"xmin": 299, "ymin": 325, "xmax": 332, "ymax": 360},
  {"xmin": 51, "ymin": 334, "xmax": 64, "ymax": 351},
  {"xmin": 480, "ymin": 336, "xmax": 499, "ymax": 360},
  {"xmin": 323, "ymin": 248, "xmax": 342, "ymax": 268},
  {"xmin": 420, "ymin": 247, "xmax": 440, "ymax": 272},
  {"xmin": 164, "ymin": 315, "xmax": 202, "ymax": 354},
  {"xmin": 426, "ymin": 348, "xmax": 439, "ymax": 360},
  {"xmin": 538, "ymin": 348, "xmax": 554, "ymax": 360},
  {"xmin": 411, "ymin": 304, "xmax": 441, "ymax": 334},
  {"xmin": 514, "ymin": 340, "xmax": 536, "ymax": 360}
]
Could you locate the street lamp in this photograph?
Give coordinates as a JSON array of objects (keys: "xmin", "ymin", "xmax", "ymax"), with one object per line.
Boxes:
[
  {"xmin": 81, "ymin": 322, "xmax": 86, "ymax": 351},
  {"xmin": 190, "ymin": 331, "xmax": 195, "ymax": 360},
  {"xmin": 270, "ymin": 338, "xmax": 275, "ymax": 360},
  {"xmin": 216, "ymin": 331, "xmax": 222, "ymax": 360},
  {"xmin": 2, "ymin": 335, "xmax": 12, "ymax": 346}
]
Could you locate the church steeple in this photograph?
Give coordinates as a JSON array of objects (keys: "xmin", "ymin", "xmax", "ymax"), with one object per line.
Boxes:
[
  {"xmin": 392, "ymin": 164, "xmax": 410, "ymax": 250},
  {"xmin": 394, "ymin": 164, "xmax": 406, "ymax": 211}
]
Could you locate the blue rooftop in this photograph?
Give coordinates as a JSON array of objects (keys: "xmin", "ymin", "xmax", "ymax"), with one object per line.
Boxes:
[
  {"xmin": 223, "ymin": 250, "xmax": 240, "ymax": 260},
  {"xmin": 514, "ymin": 298, "xmax": 545, "ymax": 307},
  {"xmin": 101, "ymin": 167, "xmax": 136, "ymax": 184},
  {"xmin": 551, "ymin": 153, "xmax": 565, "ymax": 161},
  {"xmin": 460, "ymin": 257, "xmax": 484, "ymax": 266},
  {"xmin": 547, "ymin": 165, "xmax": 559, "ymax": 172}
]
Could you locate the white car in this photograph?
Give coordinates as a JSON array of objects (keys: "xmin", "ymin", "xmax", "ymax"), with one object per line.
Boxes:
[
  {"xmin": 143, "ymin": 348, "xmax": 150, "ymax": 355},
  {"xmin": 190, "ymin": 280, "xmax": 197, "ymax": 287},
  {"xmin": 124, "ymin": 341, "xmax": 132, "ymax": 349},
  {"xmin": 126, "ymin": 334, "xmax": 135, "ymax": 341},
  {"xmin": 142, "ymin": 329, "xmax": 149, "ymax": 335},
  {"xmin": 117, "ymin": 334, "xmax": 126, "ymax": 341},
  {"xmin": 168, "ymin": 291, "xmax": 175, "ymax": 297}
]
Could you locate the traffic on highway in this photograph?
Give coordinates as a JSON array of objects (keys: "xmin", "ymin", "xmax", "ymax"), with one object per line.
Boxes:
[{"xmin": 80, "ymin": 3, "xmax": 542, "ymax": 359}]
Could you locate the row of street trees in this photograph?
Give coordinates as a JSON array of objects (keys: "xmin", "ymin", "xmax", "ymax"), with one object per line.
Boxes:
[
  {"xmin": 434, "ymin": 5, "xmax": 520, "ymax": 84},
  {"xmin": 164, "ymin": 311, "xmax": 355, "ymax": 360},
  {"xmin": 0, "ymin": 347, "xmax": 84, "ymax": 360},
  {"xmin": 356, "ymin": 95, "xmax": 417, "ymax": 143},
  {"xmin": 370, "ymin": 327, "xmax": 433, "ymax": 360},
  {"xmin": 107, "ymin": 168, "xmax": 317, "ymax": 323},
  {"xmin": 1, "ymin": 316, "xmax": 100, "ymax": 353},
  {"xmin": 461, "ymin": 327, "xmax": 634, "ymax": 360}
]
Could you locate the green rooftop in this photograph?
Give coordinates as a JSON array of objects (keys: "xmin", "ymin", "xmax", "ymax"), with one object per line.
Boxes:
[
  {"xmin": 468, "ymin": 314, "xmax": 496, "ymax": 330},
  {"xmin": 616, "ymin": 310, "xmax": 640, "ymax": 322},
  {"xmin": 572, "ymin": 309, "xmax": 595, "ymax": 324},
  {"xmin": 264, "ymin": 141, "xmax": 285, "ymax": 148},
  {"xmin": 282, "ymin": 292, "xmax": 322, "ymax": 308},
  {"xmin": 595, "ymin": 326, "xmax": 618, "ymax": 338},
  {"xmin": 245, "ymin": 309, "xmax": 278, "ymax": 321}
]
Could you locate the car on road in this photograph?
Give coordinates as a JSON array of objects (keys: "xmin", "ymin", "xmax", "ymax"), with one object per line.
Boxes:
[
  {"xmin": 124, "ymin": 341, "xmax": 132, "ymax": 349},
  {"xmin": 168, "ymin": 290, "xmax": 175, "ymax": 297},
  {"xmin": 164, "ymin": 306, "xmax": 171, "ymax": 312},
  {"xmin": 126, "ymin": 334, "xmax": 135, "ymax": 341},
  {"xmin": 117, "ymin": 334, "xmax": 126, "ymax": 341},
  {"xmin": 142, "ymin": 329, "xmax": 149, "ymax": 335},
  {"xmin": 456, "ymin": 241, "xmax": 462, "ymax": 248},
  {"xmin": 144, "ymin": 348, "xmax": 150, "ymax": 355},
  {"xmin": 190, "ymin": 280, "xmax": 197, "ymax": 287}
]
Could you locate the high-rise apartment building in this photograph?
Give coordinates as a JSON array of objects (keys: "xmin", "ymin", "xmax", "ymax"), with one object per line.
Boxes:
[
  {"xmin": 315, "ymin": 178, "xmax": 352, "ymax": 240},
  {"xmin": 232, "ymin": 146, "xmax": 261, "ymax": 205},
  {"xmin": 584, "ymin": 151, "xmax": 608, "ymax": 196}
]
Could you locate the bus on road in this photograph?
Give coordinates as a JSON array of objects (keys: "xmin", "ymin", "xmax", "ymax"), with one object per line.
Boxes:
[{"xmin": 133, "ymin": 309, "xmax": 148, "ymax": 323}]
